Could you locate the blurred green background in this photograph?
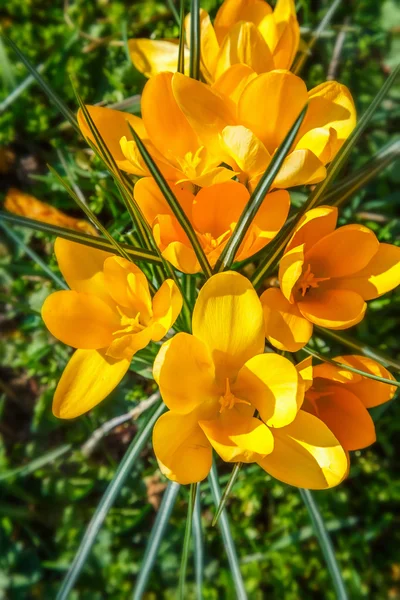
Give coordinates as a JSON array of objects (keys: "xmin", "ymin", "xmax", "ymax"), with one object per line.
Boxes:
[{"xmin": 1, "ymin": 0, "xmax": 399, "ymax": 598}]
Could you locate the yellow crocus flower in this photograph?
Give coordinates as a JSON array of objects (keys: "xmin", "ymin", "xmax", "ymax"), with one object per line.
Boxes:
[
  {"xmin": 171, "ymin": 68, "xmax": 356, "ymax": 190},
  {"xmin": 78, "ymin": 72, "xmax": 235, "ymax": 188},
  {"xmin": 134, "ymin": 177, "xmax": 290, "ymax": 273},
  {"xmin": 41, "ymin": 239, "xmax": 182, "ymax": 419},
  {"xmin": 261, "ymin": 206, "xmax": 400, "ymax": 352},
  {"xmin": 152, "ymin": 271, "xmax": 348, "ymax": 489},
  {"xmin": 130, "ymin": 0, "xmax": 299, "ymax": 83}
]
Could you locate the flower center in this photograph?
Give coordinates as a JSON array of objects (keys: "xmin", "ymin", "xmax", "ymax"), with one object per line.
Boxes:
[
  {"xmin": 177, "ymin": 147, "xmax": 205, "ymax": 179},
  {"xmin": 297, "ymin": 264, "xmax": 329, "ymax": 297},
  {"xmin": 219, "ymin": 379, "xmax": 251, "ymax": 413},
  {"xmin": 113, "ymin": 307, "xmax": 146, "ymax": 336},
  {"xmin": 202, "ymin": 232, "xmax": 219, "ymax": 253}
]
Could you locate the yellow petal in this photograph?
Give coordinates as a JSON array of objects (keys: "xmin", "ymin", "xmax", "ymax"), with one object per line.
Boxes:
[
  {"xmin": 260, "ymin": 287, "xmax": 313, "ymax": 352},
  {"xmin": 285, "ymin": 205, "xmax": 338, "ymax": 254},
  {"xmin": 272, "ymin": 16, "xmax": 300, "ymax": 70},
  {"xmin": 215, "ymin": 21, "xmax": 274, "ymax": 79},
  {"xmin": 214, "ymin": 0, "xmax": 273, "ymax": 44},
  {"xmin": 53, "ymin": 349, "xmax": 129, "ymax": 418},
  {"xmin": 234, "ymin": 352, "xmax": 301, "ymax": 427},
  {"xmin": 191, "ymin": 180, "xmax": 248, "ymax": 237},
  {"xmin": 299, "ymin": 288, "xmax": 366, "ymax": 330},
  {"xmin": 153, "ymin": 411, "xmax": 212, "ymax": 484},
  {"xmin": 151, "ymin": 279, "xmax": 183, "ymax": 340},
  {"xmin": 128, "ymin": 38, "xmax": 188, "ymax": 78},
  {"xmin": 306, "ymin": 224, "xmax": 380, "ymax": 278},
  {"xmin": 161, "ymin": 240, "xmax": 200, "ymax": 274},
  {"xmin": 199, "ymin": 410, "xmax": 274, "ymax": 463},
  {"xmin": 119, "ymin": 136, "xmax": 183, "ymax": 180},
  {"xmin": 212, "ymin": 64, "xmax": 257, "ymax": 108},
  {"xmin": 296, "ymin": 356, "xmax": 313, "ymax": 392},
  {"xmin": 133, "ymin": 176, "xmax": 194, "ymax": 226},
  {"xmin": 258, "ymin": 410, "xmax": 349, "ymax": 489},
  {"xmin": 220, "ymin": 125, "xmax": 271, "ymax": 179},
  {"xmin": 273, "ymin": 149, "xmax": 327, "ymax": 189},
  {"xmin": 103, "ymin": 256, "xmax": 152, "ymax": 320},
  {"xmin": 334, "ymin": 243, "xmax": 400, "ymax": 301},
  {"xmin": 77, "ymin": 105, "xmax": 146, "ymax": 163},
  {"xmin": 183, "ymin": 165, "xmax": 237, "ymax": 187},
  {"xmin": 185, "ymin": 10, "xmax": 220, "ymax": 82},
  {"xmin": 279, "ymin": 243, "xmax": 304, "ymax": 302},
  {"xmin": 192, "ymin": 272, "xmax": 265, "ymax": 380},
  {"xmin": 172, "ymin": 72, "xmax": 236, "ymax": 158},
  {"xmin": 42, "ymin": 290, "xmax": 119, "ymax": 349},
  {"xmin": 153, "ymin": 333, "xmax": 217, "ymax": 414},
  {"xmin": 106, "ymin": 328, "xmax": 153, "ymax": 361},
  {"xmin": 238, "ymin": 70, "xmax": 308, "ymax": 153},
  {"xmin": 295, "ymin": 127, "xmax": 338, "ymax": 165}
]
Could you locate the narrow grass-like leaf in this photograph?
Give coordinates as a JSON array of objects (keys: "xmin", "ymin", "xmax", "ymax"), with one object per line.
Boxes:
[
  {"xmin": 0, "ymin": 212, "xmax": 162, "ymax": 263},
  {"xmin": 0, "ymin": 63, "xmax": 46, "ymax": 113},
  {"xmin": 209, "ymin": 463, "xmax": 247, "ymax": 600},
  {"xmin": 303, "ymin": 346, "xmax": 400, "ymax": 387},
  {"xmin": 293, "ymin": 0, "xmax": 342, "ymax": 76},
  {"xmin": 132, "ymin": 482, "xmax": 180, "ymax": 600},
  {"xmin": 56, "ymin": 401, "xmax": 165, "ymax": 600},
  {"xmin": 0, "ymin": 444, "xmax": 71, "ymax": 482},
  {"xmin": 178, "ymin": 482, "xmax": 198, "ymax": 600},
  {"xmin": 315, "ymin": 327, "xmax": 400, "ymax": 372},
  {"xmin": 177, "ymin": 0, "xmax": 186, "ymax": 74},
  {"xmin": 212, "ymin": 462, "xmax": 242, "ymax": 526},
  {"xmin": 251, "ymin": 64, "xmax": 400, "ymax": 288},
  {"xmin": 299, "ymin": 489, "xmax": 348, "ymax": 600},
  {"xmin": 166, "ymin": 0, "xmax": 180, "ymax": 25},
  {"xmin": 189, "ymin": 0, "xmax": 200, "ymax": 80},
  {"xmin": 193, "ymin": 485, "xmax": 203, "ymax": 600},
  {"xmin": 128, "ymin": 124, "xmax": 213, "ymax": 277},
  {"xmin": 0, "ymin": 35, "xmax": 16, "ymax": 89},
  {"xmin": 214, "ymin": 105, "xmax": 308, "ymax": 273},
  {"xmin": 2, "ymin": 34, "xmax": 80, "ymax": 133},
  {"xmin": 1, "ymin": 221, "xmax": 68, "ymax": 289}
]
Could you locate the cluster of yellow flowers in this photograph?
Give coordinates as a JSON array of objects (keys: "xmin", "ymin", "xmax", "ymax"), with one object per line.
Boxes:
[{"xmin": 41, "ymin": 0, "xmax": 400, "ymax": 490}]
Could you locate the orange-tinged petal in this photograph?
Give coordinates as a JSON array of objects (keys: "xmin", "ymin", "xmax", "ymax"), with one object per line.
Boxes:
[
  {"xmin": 258, "ymin": 410, "xmax": 349, "ymax": 489},
  {"xmin": 286, "ymin": 205, "xmax": 338, "ymax": 254},
  {"xmin": 220, "ymin": 125, "xmax": 271, "ymax": 179},
  {"xmin": 214, "ymin": 0, "xmax": 273, "ymax": 44},
  {"xmin": 238, "ymin": 70, "xmax": 308, "ymax": 153},
  {"xmin": 141, "ymin": 72, "xmax": 199, "ymax": 161},
  {"xmin": 192, "ymin": 272, "xmax": 265, "ymax": 381},
  {"xmin": 184, "ymin": 165, "xmax": 237, "ymax": 187},
  {"xmin": 296, "ymin": 356, "xmax": 313, "ymax": 391},
  {"xmin": 153, "ymin": 411, "xmax": 212, "ymax": 484},
  {"xmin": 134, "ymin": 176, "xmax": 194, "ymax": 226},
  {"xmin": 308, "ymin": 384, "xmax": 376, "ymax": 451},
  {"xmin": 106, "ymin": 328, "xmax": 153, "ymax": 361},
  {"xmin": 53, "ymin": 349, "xmax": 129, "ymax": 418},
  {"xmin": 119, "ymin": 136, "xmax": 182, "ymax": 180},
  {"xmin": 54, "ymin": 238, "xmax": 112, "ymax": 301},
  {"xmin": 151, "ymin": 279, "xmax": 183, "ymax": 340},
  {"xmin": 295, "ymin": 127, "xmax": 337, "ymax": 165},
  {"xmin": 42, "ymin": 290, "xmax": 119, "ymax": 349},
  {"xmin": 299, "ymin": 288, "xmax": 366, "ymax": 329},
  {"xmin": 199, "ymin": 410, "xmax": 274, "ymax": 462},
  {"xmin": 153, "ymin": 333, "xmax": 217, "ymax": 414},
  {"xmin": 103, "ymin": 256, "xmax": 152, "ymax": 320},
  {"xmin": 234, "ymin": 353, "xmax": 301, "ymax": 427},
  {"xmin": 272, "ymin": 149, "xmax": 326, "ymax": 189},
  {"xmin": 212, "ymin": 64, "xmax": 257, "ymax": 108},
  {"xmin": 77, "ymin": 105, "xmax": 146, "ymax": 163},
  {"xmin": 279, "ymin": 243, "xmax": 304, "ymax": 302},
  {"xmin": 161, "ymin": 240, "xmax": 200, "ymax": 274},
  {"xmin": 215, "ymin": 21, "xmax": 274, "ymax": 79},
  {"xmin": 334, "ymin": 243, "xmax": 400, "ymax": 301},
  {"xmin": 128, "ymin": 38, "xmax": 188, "ymax": 78},
  {"xmin": 261, "ymin": 287, "xmax": 313, "ymax": 352},
  {"xmin": 305, "ymin": 224, "xmax": 379, "ymax": 279},
  {"xmin": 185, "ymin": 10, "xmax": 220, "ymax": 83},
  {"xmin": 172, "ymin": 72, "xmax": 236, "ymax": 158},
  {"xmin": 191, "ymin": 180, "xmax": 249, "ymax": 237}
]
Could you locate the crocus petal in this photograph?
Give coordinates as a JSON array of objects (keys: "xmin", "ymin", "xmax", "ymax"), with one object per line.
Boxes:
[
  {"xmin": 42, "ymin": 290, "xmax": 119, "ymax": 349},
  {"xmin": 272, "ymin": 12, "xmax": 299, "ymax": 70},
  {"xmin": 119, "ymin": 136, "xmax": 183, "ymax": 180},
  {"xmin": 184, "ymin": 165, "xmax": 237, "ymax": 187},
  {"xmin": 334, "ymin": 243, "xmax": 400, "ymax": 301},
  {"xmin": 133, "ymin": 176, "xmax": 194, "ymax": 226},
  {"xmin": 299, "ymin": 289, "xmax": 366, "ymax": 330},
  {"xmin": 185, "ymin": 10, "xmax": 220, "ymax": 83},
  {"xmin": 234, "ymin": 353, "xmax": 301, "ymax": 427},
  {"xmin": 215, "ymin": 21, "xmax": 274, "ymax": 79},
  {"xmin": 106, "ymin": 328, "xmax": 153, "ymax": 361},
  {"xmin": 295, "ymin": 127, "xmax": 338, "ymax": 165},
  {"xmin": 103, "ymin": 256, "xmax": 152, "ymax": 318},
  {"xmin": 54, "ymin": 238, "xmax": 112, "ymax": 301},
  {"xmin": 172, "ymin": 72, "xmax": 236, "ymax": 158},
  {"xmin": 279, "ymin": 243, "xmax": 304, "ymax": 302},
  {"xmin": 77, "ymin": 105, "xmax": 146, "ymax": 163},
  {"xmin": 153, "ymin": 333, "xmax": 217, "ymax": 414},
  {"xmin": 309, "ymin": 385, "xmax": 376, "ymax": 451},
  {"xmin": 153, "ymin": 411, "xmax": 212, "ymax": 484},
  {"xmin": 272, "ymin": 149, "xmax": 327, "ymax": 189},
  {"xmin": 141, "ymin": 72, "xmax": 199, "ymax": 161},
  {"xmin": 199, "ymin": 410, "xmax": 274, "ymax": 463},
  {"xmin": 128, "ymin": 38, "xmax": 188, "ymax": 78},
  {"xmin": 151, "ymin": 279, "xmax": 183, "ymax": 340},
  {"xmin": 258, "ymin": 410, "xmax": 349, "ymax": 489},
  {"xmin": 212, "ymin": 64, "xmax": 257, "ymax": 108},
  {"xmin": 220, "ymin": 125, "xmax": 271, "ymax": 179},
  {"xmin": 305, "ymin": 224, "xmax": 380, "ymax": 278},
  {"xmin": 191, "ymin": 180, "xmax": 249, "ymax": 237},
  {"xmin": 238, "ymin": 70, "xmax": 308, "ymax": 154},
  {"xmin": 192, "ymin": 272, "xmax": 265, "ymax": 381},
  {"xmin": 261, "ymin": 288, "xmax": 313, "ymax": 352},
  {"xmin": 285, "ymin": 205, "xmax": 338, "ymax": 254},
  {"xmin": 214, "ymin": 0, "xmax": 273, "ymax": 44},
  {"xmin": 296, "ymin": 356, "xmax": 313, "ymax": 391},
  {"xmin": 53, "ymin": 349, "xmax": 130, "ymax": 418},
  {"xmin": 162, "ymin": 242, "xmax": 200, "ymax": 274}
]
